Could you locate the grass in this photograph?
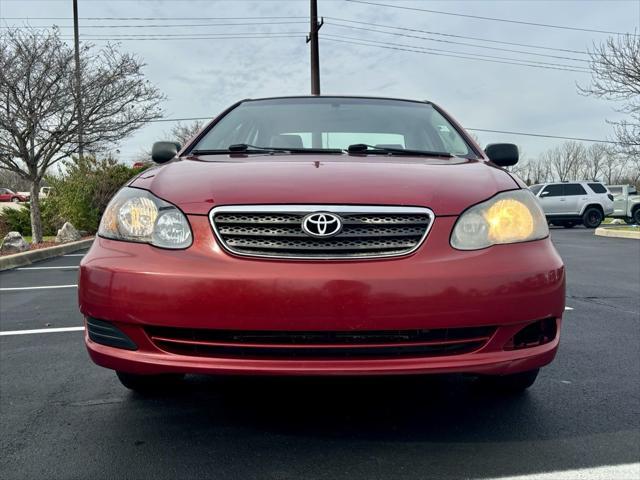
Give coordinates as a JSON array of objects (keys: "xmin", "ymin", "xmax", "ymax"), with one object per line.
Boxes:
[
  {"xmin": 22, "ymin": 236, "xmax": 56, "ymax": 243},
  {"xmin": 604, "ymin": 217, "xmax": 637, "ymax": 225},
  {"xmin": 606, "ymin": 225, "xmax": 640, "ymax": 231}
]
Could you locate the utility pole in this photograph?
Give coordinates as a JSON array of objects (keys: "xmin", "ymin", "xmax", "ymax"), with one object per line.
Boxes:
[
  {"xmin": 72, "ymin": 0, "xmax": 84, "ymax": 160},
  {"xmin": 307, "ymin": 0, "xmax": 323, "ymax": 95}
]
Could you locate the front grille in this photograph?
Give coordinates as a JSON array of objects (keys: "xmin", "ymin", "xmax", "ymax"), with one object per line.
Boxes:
[
  {"xmin": 146, "ymin": 326, "xmax": 495, "ymax": 360},
  {"xmin": 210, "ymin": 205, "xmax": 433, "ymax": 259}
]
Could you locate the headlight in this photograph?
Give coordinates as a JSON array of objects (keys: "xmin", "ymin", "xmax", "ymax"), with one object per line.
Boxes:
[
  {"xmin": 451, "ymin": 190, "xmax": 548, "ymax": 250},
  {"xmin": 98, "ymin": 187, "xmax": 192, "ymax": 249}
]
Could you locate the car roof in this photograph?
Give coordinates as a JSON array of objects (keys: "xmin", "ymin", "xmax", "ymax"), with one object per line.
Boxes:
[
  {"xmin": 240, "ymin": 95, "xmax": 433, "ymax": 106},
  {"xmin": 542, "ymin": 181, "xmax": 604, "ymax": 185}
]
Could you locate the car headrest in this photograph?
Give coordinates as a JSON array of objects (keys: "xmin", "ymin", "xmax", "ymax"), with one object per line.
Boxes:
[
  {"xmin": 270, "ymin": 134, "xmax": 304, "ymax": 149},
  {"xmin": 375, "ymin": 144, "xmax": 405, "ymax": 150}
]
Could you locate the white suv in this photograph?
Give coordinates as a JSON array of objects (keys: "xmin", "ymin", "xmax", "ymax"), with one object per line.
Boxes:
[{"xmin": 529, "ymin": 181, "xmax": 614, "ymax": 228}]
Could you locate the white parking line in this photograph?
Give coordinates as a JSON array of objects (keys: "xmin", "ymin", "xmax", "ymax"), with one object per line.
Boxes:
[
  {"xmin": 0, "ymin": 326, "xmax": 84, "ymax": 336},
  {"xmin": 16, "ymin": 266, "xmax": 79, "ymax": 270},
  {"xmin": 63, "ymin": 254, "xmax": 85, "ymax": 257},
  {"xmin": 487, "ymin": 462, "xmax": 639, "ymax": 480},
  {"xmin": 0, "ymin": 284, "xmax": 78, "ymax": 292},
  {"xmin": 565, "ymin": 306, "xmax": 574, "ymax": 311}
]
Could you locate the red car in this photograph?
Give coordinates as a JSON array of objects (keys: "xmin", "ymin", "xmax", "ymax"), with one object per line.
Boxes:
[
  {"xmin": 79, "ymin": 96, "xmax": 564, "ymax": 393},
  {"xmin": 0, "ymin": 188, "xmax": 28, "ymax": 203}
]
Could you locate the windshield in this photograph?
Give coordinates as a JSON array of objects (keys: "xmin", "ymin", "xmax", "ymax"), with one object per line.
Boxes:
[
  {"xmin": 529, "ymin": 185, "xmax": 543, "ymax": 195},
  {"xmin": 192, "ymin": 97, "xmax": 476, "ymax": 157}
]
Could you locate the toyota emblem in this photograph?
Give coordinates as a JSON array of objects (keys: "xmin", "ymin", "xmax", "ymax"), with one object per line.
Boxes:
[{"xmin": 301, "ymin": 212, "xmax": 343, "ymax": 238}]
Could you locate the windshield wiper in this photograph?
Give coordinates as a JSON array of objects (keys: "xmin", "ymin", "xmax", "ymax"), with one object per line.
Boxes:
[
  {"xmin": 190, "ymin": 144, "xmax": 343, "ymax": 155},
  {"xmin": 190, "ymin": 146, "xmax": 273, "ymax": 155},
  {"xmin": 191, "ymin": 144, "xmax": 342, "ymax": 155},
  {"xmin": 230, "ymin": 144, "xmax": 342, "ymax": 154},
  {"xmin": 347, "ymin": 143, "xmax": 453, "ymax": 157}
]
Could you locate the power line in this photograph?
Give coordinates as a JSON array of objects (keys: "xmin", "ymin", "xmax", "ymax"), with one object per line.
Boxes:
[
  {"xmin": 60, "ymin": 32, "xmax": 305, "ymax": 38},
  {"xmin": 53, "ymin": 26, "xmax": 587, "ymax": 71},
  {"xmin": 466, "ymin": 128, "xmax": 619, "ymax": 144},
  {"xmin": 345, "ymin": 0, "xmax": 638, "ymax": 36},
  {"xmin": 145, "ymin": 116, "xmax": 619, "ymax": 144},
  {"xmin": 3, "ymin": 15, "xmax": 591, "ymax": 56},
  {"xmin": 0, "ymin": 21, "xmax": 308, "ymax": 29},
  {"xmin": 326, "ymin": 22, "xmax": 589, "ymax": 63},
  {"xmin": 100, "ymin": 116, "xmax": 616, "ymax": 144},
  {"xmin": 323, "ymin": 33, "xmax": 588, "ymax": 69},
  {"xmin": 59, "ymin": 35, "xmax": 304, "ymax": 41},
  {"xmin": 321, "ymin": 35, "xmax": 589, "ymax": 73},
  {"xmin": 149, "ymin": 118, "xmax": 211, "ymax": 123},
  {"xmin": 326, "ymin": 17, "xmax": 589, "ymax": 55},
  {"xmin": 1, "ymin": 16, "xmax": 308, "ymax": 20}
]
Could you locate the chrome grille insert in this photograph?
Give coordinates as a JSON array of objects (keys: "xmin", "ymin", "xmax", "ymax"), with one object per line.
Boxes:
[{"xmin": 210, "ymin": 205, "xmax": 434, "ymax": 259}]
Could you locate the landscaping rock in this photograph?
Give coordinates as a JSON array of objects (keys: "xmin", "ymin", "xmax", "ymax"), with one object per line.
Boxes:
[
  {"xmin": 55, "ymin": 222, "xmax": 81, "ymax": 243},
  {"xmin": 609, "ymin": 219, "xmax": 625, "ymax": 225},
  {"xmin": 1, "ymin": 231, "xmax": 30, "ymax": 254}
]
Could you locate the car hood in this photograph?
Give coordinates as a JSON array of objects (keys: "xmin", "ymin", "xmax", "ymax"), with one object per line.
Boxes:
[{"xmin": 129, "ymin": 154, "xmax": 519, "ymax": 216}]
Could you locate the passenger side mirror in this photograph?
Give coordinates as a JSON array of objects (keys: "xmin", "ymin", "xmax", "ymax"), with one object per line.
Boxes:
[
  {"xmin": 485, "ymin": 143, "xmax": 519, "ymax": 167},
  {"xmin": 540, "ymin": 191, "xmax": 550, "ymax": 196},
  {"xmin": 151, "ymin": 141, "xmax": 181, "ymax": 164}
]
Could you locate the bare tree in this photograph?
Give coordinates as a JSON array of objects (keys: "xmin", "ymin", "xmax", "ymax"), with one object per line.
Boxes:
[
  {"xmin": 601, "ymin": 150, "xmax": 624, "ymax": 184},
  {"xmin": 170, "ymin": 121, "xmax": 204, "ymax": 147},
  {"xmin": 127, "ymin": 121, "xmax": 205, "ymax": 165},
  {"xmin": 625, "ymin": 156, "xmax": 640, "ymax": 186},
  {"xmin": 580, "ymin": 143, "xmax": 609, "ymax": 180},
  {"xmin": 545, "ymin": 141, "xmax": 585, "ymax": 182},
  {"xmin": 509, "ymin": 158, "xmax": 531, "ymax": 184},
  {"xmin": 579, "ymin": 34, "xmax": 640, "ymax": 156},
  {"xmin": 530, "ymin": 155, "xmax": 552, "ymax": 184},
  {"xmin": 0, "ymin": 28, "xmax": 164, "ymax": 242},
  {"xmin": 0, "ymin": 168, "xmax": 31, "ymax": 191}
]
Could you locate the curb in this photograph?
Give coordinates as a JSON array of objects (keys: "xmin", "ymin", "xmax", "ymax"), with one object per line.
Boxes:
[
  {"xmin": 0, "ymin": 238, "xmax": 94, "ymax": 271},
  {"xmin": 595, "ymin": 227, "xmax": 640, "ymax": 240}
]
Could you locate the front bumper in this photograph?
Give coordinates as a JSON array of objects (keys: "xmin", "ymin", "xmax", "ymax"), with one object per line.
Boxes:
[{"xmin": 79, "ymin": 215, "xmax": 565, "ymax": 376}]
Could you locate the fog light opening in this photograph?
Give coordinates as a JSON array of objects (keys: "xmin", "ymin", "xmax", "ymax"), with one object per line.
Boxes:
[
  {"xmin": 86, "ymin": 317, "xmax": 138, "ymax": 351},
  {"xmin": 504, "ymin": 318, "xmax": 557, "ymax": 350}
]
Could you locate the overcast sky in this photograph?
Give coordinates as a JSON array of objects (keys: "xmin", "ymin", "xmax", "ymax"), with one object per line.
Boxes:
[{"xmin": 2, "ymin": 0, "xmax": 639, "ymax": 162}]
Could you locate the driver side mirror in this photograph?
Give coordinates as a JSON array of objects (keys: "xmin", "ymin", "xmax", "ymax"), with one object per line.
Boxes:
[
  {"xmin": 485, "ymin": 143, "xmax": 519, "ymax": 167},
  {"xmin": 151, "ymin": 141, "xmax": 182, "ymax": 164}
]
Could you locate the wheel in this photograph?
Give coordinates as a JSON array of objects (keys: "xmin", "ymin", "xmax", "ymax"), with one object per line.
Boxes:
[
  {"xmin": 477, "ymin": 369, "xmax": 539, "ymax": 393},
  {"xmin": 582, "ymin": 207, "xmax": 603, "ymax": 228},
  {"xmin": 116, "ymin": 371, "xmax": 184, "ymax": 393},
  {"xmin": 11, "ymin": 197, "xmax": 20, "ymax": 203},
  {"xmin": 633, "ymin": 208, "xmax": 640, "ymax": 225},
  {"xmin": 563, "ymin": 221, "xmax": 575, "ymax": 228}
]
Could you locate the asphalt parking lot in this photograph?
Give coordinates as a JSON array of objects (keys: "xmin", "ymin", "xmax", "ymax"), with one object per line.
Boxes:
[{"xmin": 1, "ymin": 229, "xmax": 639, "ymax": 480}]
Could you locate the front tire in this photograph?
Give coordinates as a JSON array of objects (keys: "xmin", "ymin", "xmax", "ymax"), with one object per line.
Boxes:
[
  {"xmin": 633, "ymin": 208, "xmax": 640, "ymax": 225},
  {"xmin": 11, "ymin": 197, "xmax": 20, "ymax": 203},
  {"xmin": 478, "ymin": 368, "xmax": 539, "ymax": 393},
  {"xmin": 582, "ymin": 207, "xmax": 603, "ymax": 228},
  {"xmin": 116, "ymin": 371, "xmax": 184, "ymax": 393}
]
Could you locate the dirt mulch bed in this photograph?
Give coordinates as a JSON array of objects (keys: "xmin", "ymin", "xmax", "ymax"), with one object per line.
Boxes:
[{"xmin": 0, "ymin": 236, "xmax": 94, "ymax": 257}]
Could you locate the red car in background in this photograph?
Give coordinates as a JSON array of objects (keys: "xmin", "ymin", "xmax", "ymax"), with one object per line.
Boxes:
[
  {"xmin": 0, "ymin": 188, "xmax": 28, "ymax": 203},
  {"xmin": 79, "ymin": 96, "xmax": 565, "ymax": 394}
]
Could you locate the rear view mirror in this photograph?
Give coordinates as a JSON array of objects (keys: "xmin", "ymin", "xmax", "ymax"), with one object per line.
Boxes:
[
  {"xmin": 485, "ymin": 143, "xmax": 519, "ymax": 167},
  {"xmin": 151, "ymin": 141, "xmax": 181, "ymax": 164}
]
